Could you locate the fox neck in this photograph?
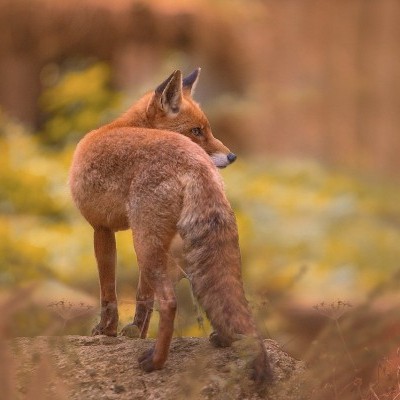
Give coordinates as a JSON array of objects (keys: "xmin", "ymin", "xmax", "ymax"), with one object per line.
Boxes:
[{"xmin": 112, "ymin": 93, "xmax": 153, "ymax": 129}]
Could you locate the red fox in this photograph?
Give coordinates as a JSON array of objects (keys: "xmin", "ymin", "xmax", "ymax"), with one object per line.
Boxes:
[{"xmin": 69, "ymin": 69, "xmax": 272, "ymax": 383}]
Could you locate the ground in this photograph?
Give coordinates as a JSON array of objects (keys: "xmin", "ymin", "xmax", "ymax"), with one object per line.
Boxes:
[{"xmin": 4, "ymin": 335, "xmax": 305, "ymax": 400}]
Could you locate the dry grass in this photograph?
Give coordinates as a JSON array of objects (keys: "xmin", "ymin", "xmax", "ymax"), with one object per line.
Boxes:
[
  {"xmin": 301, "ymin": 282, "xmax": 400, "ymax": 400},
  {"xmin": 1, "ymin": 279, "xmax": 400, "ymax": 399}
]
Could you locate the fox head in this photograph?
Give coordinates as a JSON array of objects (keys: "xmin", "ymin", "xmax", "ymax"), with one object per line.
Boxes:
[{"xmin": 145, "ymin": 69, "xmax": 236, "ymax": 168}]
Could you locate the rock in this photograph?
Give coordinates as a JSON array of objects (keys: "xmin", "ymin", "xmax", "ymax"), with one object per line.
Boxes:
[{"xmin": 4, "ymin": 335, "xmax": 305, "ymax": 399}]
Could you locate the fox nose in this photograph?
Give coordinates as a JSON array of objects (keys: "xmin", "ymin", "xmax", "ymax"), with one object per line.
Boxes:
[{"xmin": 227, "ymin": 153, "xmax": 237, "ymax": 163}]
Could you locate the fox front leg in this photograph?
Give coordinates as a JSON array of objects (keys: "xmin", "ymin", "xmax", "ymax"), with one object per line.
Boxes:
[
  {"xmin": 92, "ymin": 227, "xmax": 119, "ymax": 336},
  {"xmin": 120, "ymin": 271, "xmax": 154, "ymax": 338}
]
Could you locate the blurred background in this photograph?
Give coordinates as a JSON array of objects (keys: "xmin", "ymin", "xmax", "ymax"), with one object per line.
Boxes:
[{"xmin": 1, "ymin": 0, "xmax": 400, "ymax": 395}]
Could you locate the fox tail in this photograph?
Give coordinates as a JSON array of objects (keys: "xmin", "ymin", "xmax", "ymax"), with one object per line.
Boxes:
[{"xmin": 177, "ymin": 172, "xmax": 273, "ymax": 383}]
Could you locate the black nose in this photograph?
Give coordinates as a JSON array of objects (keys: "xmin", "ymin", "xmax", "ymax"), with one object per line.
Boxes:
[{"xmin": 227, "ymin": 153, "xmax": 237, "ymax": 163}]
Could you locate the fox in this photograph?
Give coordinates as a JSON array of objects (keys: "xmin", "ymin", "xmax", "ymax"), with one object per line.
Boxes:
[
  {"xmin": 69, "ymin": 69, "xmax": 273, "ymax": 383},
  {"xmin": 101, "ymin": 68, "xmax": 237, "ymax": 339}
]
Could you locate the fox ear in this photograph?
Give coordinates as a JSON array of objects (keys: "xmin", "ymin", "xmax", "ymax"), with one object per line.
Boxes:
[
  {"xmin": 155, "ymin": 70, "xmax": 183, "ymax": 115},
  {"xmin": 183, "ymin": 68, "xmax": 201, "ymax": 96}
]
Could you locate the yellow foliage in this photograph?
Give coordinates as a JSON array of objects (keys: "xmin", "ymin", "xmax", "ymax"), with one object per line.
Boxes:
[
  {"xmin": 39, "ymin": 62, "xmax": 121, "ymax": 146},
  {"xmin": 1, "ymin": 62, "xmax": 400, "ymax": 338}
]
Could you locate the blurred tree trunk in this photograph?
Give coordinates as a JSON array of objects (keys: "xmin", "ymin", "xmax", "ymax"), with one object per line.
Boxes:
[{"xmin": 0, "ymin": 54, "xmax": 40, "ymax": 127}]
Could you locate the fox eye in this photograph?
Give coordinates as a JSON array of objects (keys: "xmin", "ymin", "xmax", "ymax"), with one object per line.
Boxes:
[{"xmin": 191, "ymin": 127, "xmax": 203, "ymax": 137}]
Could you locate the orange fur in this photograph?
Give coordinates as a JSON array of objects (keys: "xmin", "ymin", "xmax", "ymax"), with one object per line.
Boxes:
[{"xmin": 69, "ymin": 70, "xmax": 271, "ymax": 383}]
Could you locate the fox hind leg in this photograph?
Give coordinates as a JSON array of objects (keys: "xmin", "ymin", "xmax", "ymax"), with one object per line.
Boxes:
[
  {"xmin": 122, "ymin": 235, "xmax": 184, "ymax": 339},
  {"xmin": 138, "ymin": 276, "xmax": 176, "ymax": 371},
  {"xmin": 133, "ymin": 230, "xmax": 177, "ymax": 372},
  {"xmin": 92, "ymin": 227, "xmax": 119, "ymax": 336}
]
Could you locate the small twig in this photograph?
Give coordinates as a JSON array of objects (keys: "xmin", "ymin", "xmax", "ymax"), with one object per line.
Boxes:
[
  {"xmin": 394, "ymin": 366, "xmax": 400, "ymax": 400},
  {"xmin": 397, "ymin": 365, "xmax": 400, "ymax": 394},
  {"xmin": 393, "ymin": 391, "xmax": 400, "ymax": 400},
  {"xmin": 369, "ymin": 385, "xmax": 381, "ymax": 400},
  {"xmin": 177, "ymin": 264, "xmax": 207, "ymax": 335},
  {"xmin": 334, "ymin": 319, "xmax": 358, "ymax": 373}
]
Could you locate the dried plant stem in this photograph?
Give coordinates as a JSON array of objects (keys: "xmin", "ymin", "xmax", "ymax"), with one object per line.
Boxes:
[
  {"xmin": 369, "ymin": 385, "xmax": 380, "ymax": 400},
  {"xmin": 394, "ymin": 366, "xmax": 400, "ymax": 400},
  {"xmin": 334, "ymin": 319, "xmax": 357, "ymax": 373},
  {"xmin": 177, "ymin": 264, "xmax": 207, "ymax": 335}
]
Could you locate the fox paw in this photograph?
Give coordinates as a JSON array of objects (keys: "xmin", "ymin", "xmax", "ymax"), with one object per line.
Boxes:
[
  {"xmin": 92, "ymin": 323, "xmax": 117, "ymax": 337},
  {"xmin": 138, "ymin": 348, "xmax": 155, "ymax": 372},
  {"xmin": 92, "ymin": 302, "xmax": 118, "ymax": 336},
  {"xmin": 209, "ymin": 331, "xmax": 231, "ymax": 348},
  {"xmin": 120, "ymin": 323, "xmax": 141, "ymax": 338}
]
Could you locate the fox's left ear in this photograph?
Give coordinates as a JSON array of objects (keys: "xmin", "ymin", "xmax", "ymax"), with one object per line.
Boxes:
[
  {"xmin": 183, "ymin": 68, "xmax": 201, "ymax": 96},
  {"xmin": 155, "ymin": 70, "xmax": 183, "ymax": 115}
]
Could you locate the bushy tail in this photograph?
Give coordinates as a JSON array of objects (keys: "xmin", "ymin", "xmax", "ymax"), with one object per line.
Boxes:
[{"xmin": 177, "ymin": 173, "xmax": 273, "ymax": 382}]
